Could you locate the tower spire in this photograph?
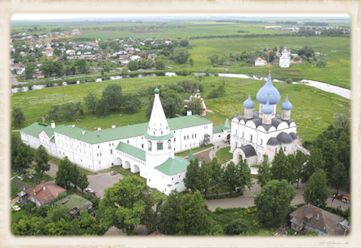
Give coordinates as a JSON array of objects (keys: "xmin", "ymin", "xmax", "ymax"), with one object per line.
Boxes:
[{"xmin": 147, "ymin": 88, "xmax": 171, "ymax": 137}]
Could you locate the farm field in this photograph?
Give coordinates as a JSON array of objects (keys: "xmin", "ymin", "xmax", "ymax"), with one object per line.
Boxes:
[{"xmin": 12, "ymin": 75, "xmax": 349, "ymax": 142}]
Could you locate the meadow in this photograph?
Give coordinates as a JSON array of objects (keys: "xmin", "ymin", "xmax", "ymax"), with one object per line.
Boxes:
[{"xmin": 12, "ymin": 75, "xmax": 349, "ymax": 143}]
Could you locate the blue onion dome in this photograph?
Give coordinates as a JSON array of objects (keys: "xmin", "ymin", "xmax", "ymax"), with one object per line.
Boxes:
[
  {"xmin": 256, "ymin": 73, "xmax": 281, "ymax": 104},
  {"xmin": 282, "ymin": 95, "xmax": 293, "ymax": 110},
  {"xmin": 243, "ymin": 95, "xmax": 254, "ymax": 109},
  {"xmin": 261, "ymin": 98, "xmax": 273, "ymax": 115}
]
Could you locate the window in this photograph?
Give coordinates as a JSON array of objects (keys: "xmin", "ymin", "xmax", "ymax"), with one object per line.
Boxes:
[
  {"xmin": 284, "ymin": 147, "xmax": 286, "ymax": 152},
  {"xmin": 148, "ymin": 141, "xmax": 152, "ymax": 151},
  {"xmin": 127, "ymin": 140, "xmax": 129, "ymax": 144},
  {"xmin": 142, "ymin": 144, "xmax": 144, "ymax": 149},
  {"xmin": 157, "ymin": 142, "xmax": 163, "ymax": 150},
  {"xmin": 98, "ymin": 145, "xmax": 100, "ymax": 149},
  {"xmin": 110, "ymin": 149, "xmax": 113, "ymax": 155},
  {"xmin": 250, "ymin": 135, "xmax": 253, "ymax": 143},
  {"xmin": 260, "ymin": 139, "xmax": 263, "ymax": 145},
  {"xmin": 174, "ymin": 138, "xmax": 176, "ymax": 142},
  {"xmin": 168, "ymin": 139, "xmax": 172, "ymax": 149}
]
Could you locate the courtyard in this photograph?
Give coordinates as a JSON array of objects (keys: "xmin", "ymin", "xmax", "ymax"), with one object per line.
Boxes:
[{"xmin": 87, "ymin": 171, "xmax": 123, "ymax": 198}]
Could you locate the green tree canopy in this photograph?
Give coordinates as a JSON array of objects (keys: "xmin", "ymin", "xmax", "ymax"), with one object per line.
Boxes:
[
  {"xmin": 255, "ymin": 179, "xmax": 294, "ymax": 228},
  {"xmin": 12, "ymin": 107, "xmax": 25, "ymax": 128},
  {"xmin": 258, "ymin": 156, "xmax": 272, "ymax": 187},
  {"xmin": 304, "ymin": 169, "xmax": 329, "ymax": 208},
  {"xmin": 34, "ymin": 145, "xmax": 50, "ymax": 177}
]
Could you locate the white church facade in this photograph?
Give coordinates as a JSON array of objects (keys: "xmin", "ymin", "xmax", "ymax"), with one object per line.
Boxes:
[
  {"xmin": 279, "ymin": 47, "xmax": 291, "ymax": 68},
  {"xmin": 231, "ymin": 73, "xmax": 303, "ymax": 166}
]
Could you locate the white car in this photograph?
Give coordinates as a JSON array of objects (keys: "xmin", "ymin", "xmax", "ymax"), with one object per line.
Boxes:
[
  {"xmin": 12, "ymin": 205, "xmax": 21, "ymax": 211},
  {"xmin": 84, "ymin": 188, "xmax": 95, "ymax": 193}
]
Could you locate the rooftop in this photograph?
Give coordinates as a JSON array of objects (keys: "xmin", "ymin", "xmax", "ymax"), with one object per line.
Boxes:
[
  {"xmin": 154, "ymin": 157, "xmax": 190, "ymax": 176},
  {"xmin": 25, "ymin": 181, "xmax": 66, "ymax": 205},
  {"xmin": 21, "ymin": 115, "xmax": 212, "ymax": 145},
  {"xmin": 116, "ymin": 142, "xmax": 145, "ymax": 161}
]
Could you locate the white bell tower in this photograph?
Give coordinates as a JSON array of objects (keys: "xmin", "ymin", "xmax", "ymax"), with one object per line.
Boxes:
[{"xmin": 145, "ymin": 88, "xmax": 175, "ymax": 177}]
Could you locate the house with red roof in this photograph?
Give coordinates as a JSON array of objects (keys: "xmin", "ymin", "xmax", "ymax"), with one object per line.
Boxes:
[{"xmin": 26, "ymin": 181, "xmax": 66, "ymax": 207}]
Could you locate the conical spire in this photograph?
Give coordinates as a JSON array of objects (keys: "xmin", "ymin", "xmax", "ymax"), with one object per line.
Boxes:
[
  {"xmin": 147, "ymin": 88, "xmax": 171, "ymax": 137},
  {"xmin": 224, "ymin": 118, "xmax": 230, "ymax": 129}
]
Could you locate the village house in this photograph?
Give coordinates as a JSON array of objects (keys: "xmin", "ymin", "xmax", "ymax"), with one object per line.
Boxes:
[
  {"xmin": 289, "ymin": 204, "xmax": 350, "ymax": 236},
  {"xmin": 25, "ymin": 181, "xmax": 66, "ymax": 207},
  {"xmin": 254, "ymin": 57, "xmax": 267, "ymax": 67}
]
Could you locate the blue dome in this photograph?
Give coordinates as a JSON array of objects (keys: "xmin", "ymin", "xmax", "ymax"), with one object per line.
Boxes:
[
  {"xmin": 282, "ymin": 95, "xmax": 293, "ymax": 110},
  {"xmin": 243, "ymin": 95, "xmax": 254, "ymax": 109},
  {"xmin": 256, "ymin": 73, "xmax": 281, "ymax": 104},
  {"xmin": 261, "ymin": 99, "xmax": 273, "ymax": 115}
]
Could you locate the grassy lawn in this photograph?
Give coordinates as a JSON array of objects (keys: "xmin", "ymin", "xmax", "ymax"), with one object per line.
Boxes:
[
  {"xmin": 215, "ymin": 146, "xmax": 233, "ymax": 164},
  {"xmin": 188, "ymin": 36, "xmax": 350, "ymax": 88},
  {"xmin": 54, "ymin": 193, "xmax": 92, "ymax": 210},
  {"xmin": 175, "ymin": 144, "xmax": 213, "ymax": 157},
  {"xmin": 12, "ymin": 75, "xmax": 349, "ymax": 143},
  {"xmin": 211, "ymin": 207, "xmax": 275, "ymax": 235}
]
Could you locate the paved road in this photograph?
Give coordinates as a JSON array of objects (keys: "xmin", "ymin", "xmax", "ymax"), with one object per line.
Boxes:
[
  {"xmin": 206, "ymin": 181, "xmax": 349, "ymax": 212},
  {"xmin": 87, "ymin": 172, "xmax": 123, "ymax": 198}
]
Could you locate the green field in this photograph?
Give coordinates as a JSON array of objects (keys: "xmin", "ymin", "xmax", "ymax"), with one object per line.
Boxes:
[{"xmin": 12, "ymin": 75, "xmax": 349, "ymax": 142}]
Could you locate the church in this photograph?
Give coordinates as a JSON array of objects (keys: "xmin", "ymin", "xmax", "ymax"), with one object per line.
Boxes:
[
  {"xmin": 20, "ymin": 73, "xmax": 303, "ymax": 194},
  {"xmin": 230, "ymin": 73, "xmax": 303, "ymax": 166}
]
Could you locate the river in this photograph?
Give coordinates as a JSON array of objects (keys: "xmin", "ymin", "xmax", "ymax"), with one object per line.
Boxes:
[{"xmin": 11, "ymin": 72, "xmax": 351, "ymax": 100}]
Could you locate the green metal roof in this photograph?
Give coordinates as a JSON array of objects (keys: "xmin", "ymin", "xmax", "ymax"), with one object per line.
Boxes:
[
  {"xmin": 21, "ymin": 122, "xmax": 55, "ymax": 138},
  {"xmin": 144, "ymin": 132, "xmax": 174, "ymax": 141},
  {"xmin": 154, "ymin": 157, "xmax": 190, "ymax": 176},
  {"xmin": 213, "ymin": 125, "xmax": 225, "ymax": 134},
  {"xmin": 116, "ymin": 142, "xmax": 145, "ymax": 161},
  {"xmin": 52, "ymin": 115, "xmax": 212, "ymax": 144}
]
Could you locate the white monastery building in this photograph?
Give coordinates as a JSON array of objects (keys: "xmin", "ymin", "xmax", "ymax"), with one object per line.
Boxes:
[
  {"xmin": 230, "ymin": 73, "xmax": 303, "ymax": 166},
  {"xmin": 20, "ymin": 73, "xmax": 304, "ymax": 194},
  {"xmin": 279, "ymin": 47, "xmax": 291, "ymax": 68},
  {"xmin": 21, "ymin": 88, "xmax": 229, "ymax": 195}
]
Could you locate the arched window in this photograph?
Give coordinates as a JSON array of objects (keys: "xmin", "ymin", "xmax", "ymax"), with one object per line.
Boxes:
[
  {"xmin": 168, "ymin": 139, "xmax": 172, "ymax": 149},
  {"xmin": 148, "ymin": 141, "xmax": 152, "ymax": 151}
]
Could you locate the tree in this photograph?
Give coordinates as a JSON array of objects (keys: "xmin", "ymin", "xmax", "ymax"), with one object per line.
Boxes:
[
  {"xmin": 237, "ymin": 159, "xmax": 252, "ymax": 193},
  {"xmin": 84, "ymin": 92, "xmax": 98, "ymax": 114},
  {"xmin": 330, "ymin": 162, "xmax": 348, "ymax": 194},
  {"xmin": 171, "ymin": 48, "xmax": 189, "ymax": 64},
  {"xmin": 258, "ymin": 156, "xmax": 272, "ymax": 187},
  {"xmin": 102, "ymin": 84, "xmax": 123, "ymax": 111},
  {"xmin": 158, "ymin": 192, "xmax": 181, "ymax": 234},
  {"xmin": 77, "ymin": 173, "xmax": 89, "ymax": 192},
  {"xmin": 99, "ymin": 175, "xmax": 147, "ymax": 234},
  {"xmin": 302, "ymin": 148, "xmax": 325, "ymax": 182},
  {"xmin": 55, "ymin": 157, "xmax": 73, "ymax": 189},
  {"xmin": 209, "ymin": 159, "xmax": 223, "ymax": 196},
  {"xmin": 25, "ymin": 63, "xmax": 36, "ymax": 79},
  {"xmin": 199, "ymin": 161, "xmax": 211, "ymax": 196},
  {"xmin": 304, "ymin": 169, "xmax": 329, "ymax": 208},
  {"xmin": 13, "ymin": 143, "xmax": 33, "ymax": 172},
  {"xmin": 34, "ymin": 145, "xmax": 50, "ymax": 177},
  {"xmin": 121, "ymin": 94, "xmax": 141, "ymax": 114},
  {"xmin": 184, "ymin": 159, "xmax": 202, "ymax": 192},
  {"xmin": 127, "ymin": 60, "xmax": 139, "ymax": 71},
  {"xmin": 177, "ymin": 192, "xmax": 210, "ymax": 235},
  {"xmin": 155, "ymin": 58, "xmax": 165, "ymax": 70},
  {"xmin": 255, "ymin": 180, "xmax": 294, "ymax": 228},
  {"xmin": 187, "ymin": 97, "xmax": 203, "ymax": 115},
  {"xmin": 95, "ymin": 98, "xmax": 110, "ymax": 116},
  {"xmin": 225, "ymin": 220, "xmax": 248, "ymax": 235},
  {"xmin": 179, "ymin": 39, "xmax": 189, "ymax": 47},
  {"xmin": 271, "ymin": 149, "xmax": 294, "ymax": 183},
  {"xmin": 12, "ymin": 107, "xmax": 25, "ymax": 128},
  {"xmin": 292, "ymin": 151, "xmax": 307, "ymax": 188},
  {"xmin": 222, "ymin": 160, "xmax": 250, "ymax": 194}
]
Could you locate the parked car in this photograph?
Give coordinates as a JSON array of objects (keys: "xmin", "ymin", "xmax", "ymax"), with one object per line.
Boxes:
[
  {"xmin": 84, "ymin": 187, "xmax": 95, "ymax": 193},
  {"xmin": 12, "ymin": 205, "xmax": 21, "ymax": 211}
]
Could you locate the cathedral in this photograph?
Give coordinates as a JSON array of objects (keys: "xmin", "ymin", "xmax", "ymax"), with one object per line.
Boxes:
[
  {"xmin": 20, "ymin": 73, "xmax": 303, "ymax": 194},
  {"xmin": 231, "ymin": 73, "xmax": 303, "ymax": 166}
]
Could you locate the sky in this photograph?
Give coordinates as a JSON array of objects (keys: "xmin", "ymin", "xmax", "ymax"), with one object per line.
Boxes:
[{"xmin": 11, "ymin": 13, "xmax": 350, "ymax": 22}]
